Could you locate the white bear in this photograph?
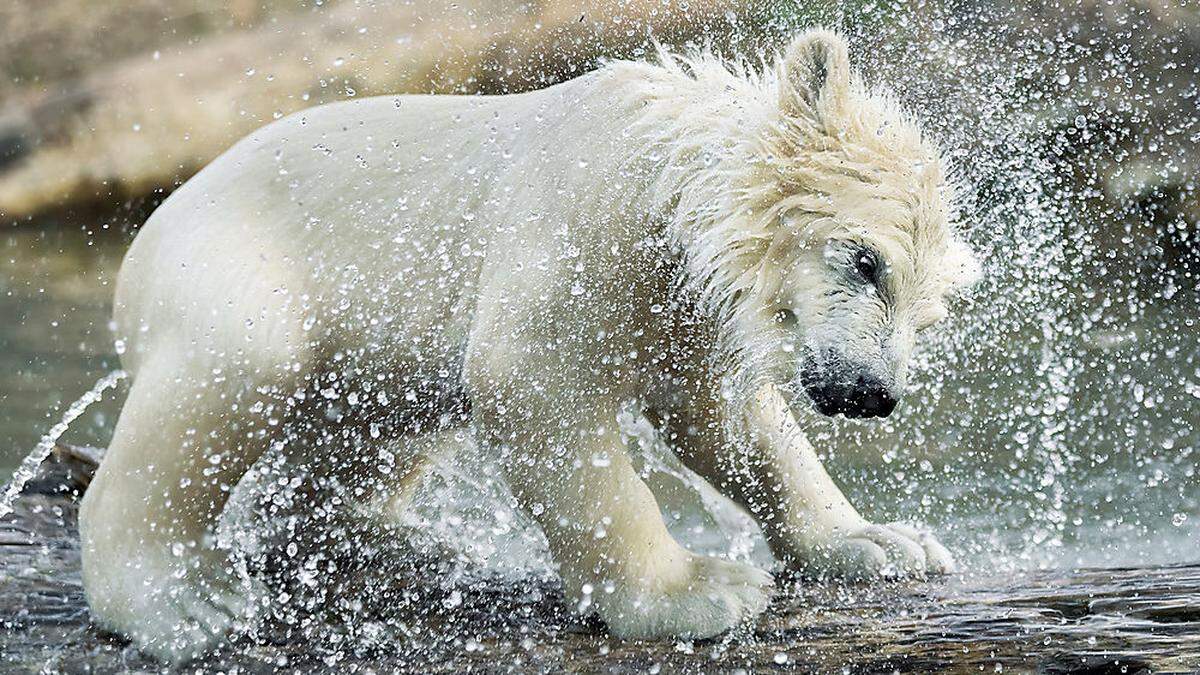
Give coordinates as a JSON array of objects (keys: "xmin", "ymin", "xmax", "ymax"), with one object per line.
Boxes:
[{"xmin": 78, "ymin": 29, "xmax": 978, "ymax": 662}]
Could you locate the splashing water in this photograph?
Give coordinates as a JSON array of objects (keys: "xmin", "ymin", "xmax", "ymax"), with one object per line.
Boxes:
[
  {"xmin": 0, "ymin": 369, "xmax": 127, "ymax": 519},
  {"xmin": 0, "ymin": 5, "xmax": 1197, "ymax": 670}
]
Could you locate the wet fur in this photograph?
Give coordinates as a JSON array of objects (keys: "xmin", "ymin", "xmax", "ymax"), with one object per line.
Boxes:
[{"xmin": 79, "ymin": 29, "xmax": 975, "ymax": 663}]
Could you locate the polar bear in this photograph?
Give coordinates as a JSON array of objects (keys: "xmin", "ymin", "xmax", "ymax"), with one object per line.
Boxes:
[{"xmin": 78, "ymin": 29, "xmax": 978, "ymax": 661}]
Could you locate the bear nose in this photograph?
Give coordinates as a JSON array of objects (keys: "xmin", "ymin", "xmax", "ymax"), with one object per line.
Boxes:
[
  {"xmin": 857, "ymin": 384, "xmax": 897, "ymax": 418},
  {"xmin": 805, "ymin": 375, "xmax": 897, "ymax": 419}
]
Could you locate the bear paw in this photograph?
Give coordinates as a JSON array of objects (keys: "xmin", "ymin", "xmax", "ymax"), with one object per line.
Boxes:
[
  {"xmin": 790, "ymin": 521, "xmax": 956, "ymax": 581},
  {"xmin": 595, "ymin": 554, "xmax": 773, "ymax": 640},
  {"xmin": 87, "ymin": 553, "xmax": 260, "ymax": 664},
  {"xmin": 145, "ymin": 579, "xmax": 254, "ymax": 662}
]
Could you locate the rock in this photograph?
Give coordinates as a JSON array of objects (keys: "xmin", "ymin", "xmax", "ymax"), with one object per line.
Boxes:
[{"xmin": 1, "ymin": 444, "xmax": 1197, "ymax": 671}]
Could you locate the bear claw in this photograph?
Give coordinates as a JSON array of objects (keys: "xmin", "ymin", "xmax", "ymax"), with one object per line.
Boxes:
[{"xmin": 791, "ymin": 521, "xmax": 956, "ymax": 581}]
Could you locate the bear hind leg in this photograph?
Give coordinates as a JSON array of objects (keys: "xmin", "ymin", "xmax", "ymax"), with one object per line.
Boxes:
[{"xmin": 78, "ymin": 354, "xmax": 296, "ymax": 662}]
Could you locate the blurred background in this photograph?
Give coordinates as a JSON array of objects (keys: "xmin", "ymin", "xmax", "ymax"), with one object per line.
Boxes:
[{"xmin": 0, "ymin": 0, "xmax": 1196, "ymax": 571}]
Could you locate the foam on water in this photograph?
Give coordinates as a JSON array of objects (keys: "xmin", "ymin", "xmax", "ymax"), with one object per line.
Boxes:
[{"xmin": 0, "ymin": 369, "xmax": 126, "ymax": 519}]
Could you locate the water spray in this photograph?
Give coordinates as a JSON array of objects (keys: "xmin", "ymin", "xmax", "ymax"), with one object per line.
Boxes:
[{"xmin": 0, "ymin": 369, "xmax": 127, "ymax": 519}]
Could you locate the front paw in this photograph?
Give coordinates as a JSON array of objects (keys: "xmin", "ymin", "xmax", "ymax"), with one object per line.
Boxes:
[
  {"xmin": 593, "ymin": 553, "xmax": 774, "ymax": 640},
  {"xmin": 787, "ymin": 522, "xmax": 956, "ymax": 581}
]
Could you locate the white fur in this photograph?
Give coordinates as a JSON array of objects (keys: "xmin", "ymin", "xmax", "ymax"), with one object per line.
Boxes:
[{"xmin": 79, "ymin": 30, "xmax": 975, "ymax": 662}]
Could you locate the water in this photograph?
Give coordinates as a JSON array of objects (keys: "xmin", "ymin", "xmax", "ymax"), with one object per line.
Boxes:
[
  {"xmin": 0, "ymin": 226, "xmax": 128, "ymax": 475},
  {"xmin": 0, "ymin": 368, "xmax": 125, "ymax": 518}
]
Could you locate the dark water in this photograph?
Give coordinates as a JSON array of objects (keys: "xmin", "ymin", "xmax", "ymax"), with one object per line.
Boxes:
[
  {"xmin": 0, "ymin": 224, "xmax": 1196, "ymax": 573},
  {"xmin": 0, "ymin": 226, "xmax": 126, "ymax": 474}
]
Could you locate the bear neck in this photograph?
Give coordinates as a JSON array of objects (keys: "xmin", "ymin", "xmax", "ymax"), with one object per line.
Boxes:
[{"xmin": 607, "ymin": 57, "xmax": 788, "ymax": 408}]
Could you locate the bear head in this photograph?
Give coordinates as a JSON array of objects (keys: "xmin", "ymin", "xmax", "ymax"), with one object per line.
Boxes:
[{"xmin": 758, "ymin": 30, "xmax": 981, "ymax": 419}]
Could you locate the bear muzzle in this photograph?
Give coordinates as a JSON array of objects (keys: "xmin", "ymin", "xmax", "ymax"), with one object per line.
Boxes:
[{"xmin": 803, "ymin": 375, "xmax": 898, "ymax": 419}]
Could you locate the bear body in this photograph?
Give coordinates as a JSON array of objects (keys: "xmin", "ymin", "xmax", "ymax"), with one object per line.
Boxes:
[{"xmin": 80, "ymin": 31, "xmax": 974, "ymax": 662}]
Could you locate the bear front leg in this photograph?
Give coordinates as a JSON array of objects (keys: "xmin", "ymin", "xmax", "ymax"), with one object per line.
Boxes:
[
  {"xmin": 659, "ymin": 384, "xmax": 954, "ymax": 580},
  {"xmin": 473, "ymin": 398, "xmax": 772, "ymax": 640},
  {"xmin": 743, "ymin": 384, "xmax": 956, "ymax": 579}
]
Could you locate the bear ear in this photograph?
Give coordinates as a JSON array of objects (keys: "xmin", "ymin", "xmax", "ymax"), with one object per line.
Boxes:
[{"xmin": 779, "ymin": 29, "xmax": 852, "ymax": 124}]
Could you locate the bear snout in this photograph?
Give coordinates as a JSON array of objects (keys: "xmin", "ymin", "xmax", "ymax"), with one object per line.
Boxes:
[{"xmin": 803, "ymin": 374, "xmax": 897, "ymax": 419}]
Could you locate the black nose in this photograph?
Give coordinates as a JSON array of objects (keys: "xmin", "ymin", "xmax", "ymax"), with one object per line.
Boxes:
[
  {"xmin": 857, "ymin": 386, "xmax": 897, "ymax": 418},
  {"xmin": 805, "ymin": 376, "xmax": 897, "ymax": 419}
]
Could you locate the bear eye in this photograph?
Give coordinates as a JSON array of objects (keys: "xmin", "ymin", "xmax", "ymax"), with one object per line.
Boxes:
[
  {"xmin": 774, "ymin": 308, "xmax": 798, "ymax": 327},
  {"xmin": 854, "ymin": 248, "xmax": 879, "ymax": 285}
]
